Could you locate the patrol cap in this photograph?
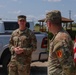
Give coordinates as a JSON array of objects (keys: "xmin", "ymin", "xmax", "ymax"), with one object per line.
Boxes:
[
  {"xmin": 18, "ymin": 15, "xmax": 26, "ymax": 20},
  {"xmin": 45, "ymin": 10, "xmax": 61, "ymax": 24}
]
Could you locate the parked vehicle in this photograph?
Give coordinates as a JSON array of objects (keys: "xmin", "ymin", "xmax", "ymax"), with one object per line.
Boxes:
[{"xmin": 0, "ymin": 20, "xmax": 48, "ymax": 70}]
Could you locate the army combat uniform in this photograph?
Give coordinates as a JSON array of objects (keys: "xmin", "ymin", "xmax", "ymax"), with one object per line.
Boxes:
[
  {"xmin": 8, "ymin": 28, "xmax": 37, "ymax": 75},
  {"xmin": 48, "ymin": 28, "xmax": 76, "ymax": 75}
]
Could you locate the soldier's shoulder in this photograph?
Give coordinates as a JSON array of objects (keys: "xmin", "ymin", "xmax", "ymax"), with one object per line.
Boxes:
[
  {"xmin": 26, "ymin": 28, "xmax": 34, "ymax": 34},
  {"xmin": 27, "ymin": 28, "xmax": 32, "ymax": 32},
  {"xmin": 53, "ymin": 32, "xmax": 70, "ymax": 51},
  {"xmin": 55, "ymin": 31, "xmax": 71, "ymax": 41},
  {"xmin": 53, "ymin": 30, "xmax": 72, "ymax": 46}
]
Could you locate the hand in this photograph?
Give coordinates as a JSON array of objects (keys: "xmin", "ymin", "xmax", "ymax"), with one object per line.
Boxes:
[{"xmin": 14, "ymin": 47, "xmax": 24, "ymax": 54}]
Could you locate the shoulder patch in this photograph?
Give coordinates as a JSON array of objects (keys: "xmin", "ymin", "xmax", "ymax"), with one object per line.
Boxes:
[{"xmin": 56, "ymin": 49, "xmax": 63, "ymax": 58}]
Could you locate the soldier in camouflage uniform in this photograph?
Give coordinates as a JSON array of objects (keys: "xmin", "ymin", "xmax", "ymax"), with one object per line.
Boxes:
[
  {"xmin": 8, "ymin": 15, "xmax": 37, "ymax": 75},
  {"xmin": 45, "ymin": 10, "xmax": 76, "ymax": 75}
]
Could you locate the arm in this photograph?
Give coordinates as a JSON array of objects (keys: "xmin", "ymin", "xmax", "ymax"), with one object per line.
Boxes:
[
  {"xmin": 9, "ymin": 33, "xmax": 15, "ymax": 54},
  {"xmin": 23, "ymin": 31, "xmax": 37, "ymax": 55},
  {"xmin": 54, "ymin": 40, "xmax": 74, "ymax": 74},
  {"xmin": 30, "ymin": 31, "xmax": 37, "ymax": 51},
  {"xmin": 9, "ymin": 32, "xmax": 20, "ymax": 55}
]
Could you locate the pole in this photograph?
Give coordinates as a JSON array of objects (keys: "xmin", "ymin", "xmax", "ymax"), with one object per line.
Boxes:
[{"xmin": 69, "ymin": 10, "xmax": 71, "ymax": 19}]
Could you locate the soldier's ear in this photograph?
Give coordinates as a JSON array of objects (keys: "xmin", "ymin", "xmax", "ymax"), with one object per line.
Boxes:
[
  {"xmin": 26, "ymin": 22, "xmax": 30, "ymax": 28},
  {"xmin": 48, "ymin": 21, "xmax": 52, "ymax": 28}
]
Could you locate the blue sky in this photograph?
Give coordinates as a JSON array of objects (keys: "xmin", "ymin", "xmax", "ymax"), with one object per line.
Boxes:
[{"xmin": 0, "ymin": 0, "xmax": 76, "ymax": 22}]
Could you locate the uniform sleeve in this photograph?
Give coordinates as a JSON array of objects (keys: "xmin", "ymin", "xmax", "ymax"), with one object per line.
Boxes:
[
  {"xmin": 9, "ymin": 33, "xmax": 15, "ymax": 54},
  {"xmin": 30, "ymin": 31, "xmax": 37, "ymax": 51},
  {"xmin": 53, "ymin": 40, "xmax": 75, "ymax": 74},
  {"xmin": 23, "ymin": 31, "xmax": 37, "ymax": 55}
]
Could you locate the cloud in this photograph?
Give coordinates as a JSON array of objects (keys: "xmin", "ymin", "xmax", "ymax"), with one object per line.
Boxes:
[
  {"xmin": 8, "ymin": 10, "xmax": 21, "ymax": 14},
  {"xmin": 48, "ymin": 0, "xmax": 61, "ymax": 2},
  {"xmin": 37, "ymin": 14, "xmax": 45, "ymax": 20},
  {"xmin": 11, "ymin": 0, "xmax": 22, "ymax": 3},
  {"xmin": 43, "ymin": 0, "xmax": 61, "ymax": 2},
  {"xmin": 11, "ymin": 0, "xmax": 18, "ymax": 2},
  {"xmin": 45, "ymin": 10, "xmax": 53, "ymax": 14},
  {"xmin": 26, "ymin": 15, "xmax": 45, "ymax": 21},
  {"xmin": 73, "ymin": 14, "xmax": 76, "ymax": 17},
  {"xmin": 27, "ymin": 15, "xmax": 37, "ymax": 21}
]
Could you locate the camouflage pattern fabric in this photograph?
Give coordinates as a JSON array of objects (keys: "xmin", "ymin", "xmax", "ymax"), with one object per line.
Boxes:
[
  {"xmin": 45, "ymin": 10, "xmax": 61, "ymax": 24},
  {"xmin": 48, "ymin": 28, "xmax": 76, "ymax": 75},
  {"xmin": 8, "ymin": 28, "xmax": 37, "ymax": 75},
  {"xmin": 8, "ymin": 60, "xmax": 30, "ymax": 75}
]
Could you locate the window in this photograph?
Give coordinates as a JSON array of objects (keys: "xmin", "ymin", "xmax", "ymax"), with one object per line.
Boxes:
[
  {"xmin": 4, "ymin": 21, "xmax": 30, "ymax": 30},
  {"xmin": 4, "ymin": 21, "xmax": 19, "ymax": 30}
]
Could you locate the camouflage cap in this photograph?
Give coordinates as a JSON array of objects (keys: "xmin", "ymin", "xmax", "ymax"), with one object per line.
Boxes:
[
  {"xmin": 45, "ymin": 10, "xmax": 61, "ymax": 23},
  {"xmin": 18, "ymin": 15, "xmax": 26, "ymax": 20}
]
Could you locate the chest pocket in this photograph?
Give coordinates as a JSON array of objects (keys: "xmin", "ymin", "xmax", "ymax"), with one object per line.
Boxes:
[
  {"xmin": 13, "ymin": 36, "xmax": 19, "ymax": 41},
  {"xmin": 20, "ymin": 35, "xmax": 30, "ymax": 43},
  {"xmin": 13, "ymin": 36, "xmax": 19, "ymax": 47},
  {"xmin": 19, "ymin": 35, "xmax": 31, "ymax": 48}
]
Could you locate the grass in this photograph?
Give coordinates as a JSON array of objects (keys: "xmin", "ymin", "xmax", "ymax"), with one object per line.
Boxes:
[
  {"xmin": 34, "ymin": 26, "xmax": 40, "ymax": 31},
  {"xmin": 34, "ymin": 26, "xmax": 46, "ymax": 32},
  {"xmin": 72, "ymin": 27, "xmax": 76, "ymax": 31}
]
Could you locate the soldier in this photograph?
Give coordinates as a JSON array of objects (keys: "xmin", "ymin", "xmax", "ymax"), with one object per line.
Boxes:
[
  {"xmin": 45, "ymin": 10, "xmax": 76, "ymax": 75},
  {"xmin": 8, "ymin": 15, "xmax": 37, "ymax": 75}
]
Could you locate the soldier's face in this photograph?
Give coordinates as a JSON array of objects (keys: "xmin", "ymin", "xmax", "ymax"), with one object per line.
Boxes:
[{"xmin": 18, "ymin": 19, "xmax": 26, "ymax": 27}]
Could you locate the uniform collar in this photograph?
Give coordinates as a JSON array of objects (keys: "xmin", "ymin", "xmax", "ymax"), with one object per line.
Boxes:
[
  {"xmin": 18, "ymin": 28, "xmax": 28, "ymax": 34},
  {"xmin": 51, "ymin": 27, "xmax": 64, "ymax": 42},
  {"xmin": 54, "ymin": 27, "xmax": 63, "ymax": 36}
]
